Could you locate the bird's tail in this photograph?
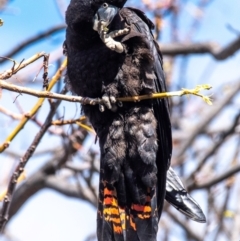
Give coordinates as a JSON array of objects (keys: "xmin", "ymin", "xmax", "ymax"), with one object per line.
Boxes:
[
  {"xmin": 97, "ymin": 181, "xmax": 159, "ymax": 241},
  {"xmin": 165, "ymin": 167, "xmax": 206, "ymax": 223}
]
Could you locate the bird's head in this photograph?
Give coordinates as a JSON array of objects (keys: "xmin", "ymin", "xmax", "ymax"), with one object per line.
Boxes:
[
  {"xmin": 91, "ymin": 0, "xmax": 127, "ymax": 9},
  {"xmin": 66, "ymin": 0, "xmax": 127, "ymax": 28},
  {"xmin": 93, "ymin": 2, "xmax": 119, "ymax": 33},
  {"xmin": 65, "ymin": 0, "xmax": 126, "ymax": 46}
]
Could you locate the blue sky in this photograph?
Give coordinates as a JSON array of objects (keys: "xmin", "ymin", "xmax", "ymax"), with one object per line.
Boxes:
[
  {"xmin": 0, "ymin": 0, "xmax": 240, "ymax": 241},
  {"xmin": 0, "ymin": 1, "xmax": 97, "ymax": 240}
]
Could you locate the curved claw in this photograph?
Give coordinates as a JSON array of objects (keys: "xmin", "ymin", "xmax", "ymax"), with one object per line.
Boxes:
[
  {"xmin": 102, "ymin": 32, "xmax": 125, "ymax": 53},
  {"xmin": 99, "ymin": 104, "xmax": 105, "ymax": 112},
  {"xmin": 110, "ymin": 96, "xmax": 116, "ymax": 104},
  {"xmin": 102, "ymin": 94, "xmax": 112, "ymax": 109},
  {"xmin": 117, "ymin": 101, "xmax": 123, "ymax": 107},
  {"xmin": 101, "ymin": 94, "xmax": 118, "ymax": 112}
]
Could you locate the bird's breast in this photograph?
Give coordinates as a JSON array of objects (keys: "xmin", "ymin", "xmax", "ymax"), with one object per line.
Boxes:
[{"xmin": 67, "ymin": 44, "xmax": 123, "ymax": 98}]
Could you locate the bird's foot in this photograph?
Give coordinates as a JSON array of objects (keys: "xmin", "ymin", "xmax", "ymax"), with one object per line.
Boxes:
[
  {"xmin": 92, "ymin": 3, "xmax": 130, "ymax": 53},
  {"xmin": 99, "ymin": 94, "xmax": 118, "ymax": 112},
  {"xmin": 100, "ymin": 27, "xmax": 129, "ymax": 53}
]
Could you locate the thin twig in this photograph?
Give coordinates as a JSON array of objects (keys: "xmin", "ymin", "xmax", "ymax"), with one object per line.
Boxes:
[
  {"xmin": 176, "ymin": 81, "xmax": 240, "ymax": 159},
  {"xmin": 0, "ymin": 171, "xmax": 26, "ymax": 201},
  {"xmin": 167, "ymin": 208, "xmax": 202, "ymax": 241},
  {"xmin": 187, "ymin": 112, "xmax": 240, "ymax": 190},
  {"xmin": 7, "ymin": 129, "xmax": 89, "ymax": 223},
  {"xmin": 51, "ymin": 116, "xmax": 94, "ymax": 133},
  {"xmin": 0, "ymin": 53, "xmax": 47, "ymax": 79},
  {"xmin": 0, "ymin": 58, "xmax": 67, "ymax": 153},
  {"xmin": 0, "ymin": 86, "xmax": 67, "ymax": 232},
  {"xmin": 0, "ymin": 25, "xmax": 66, "ymax": 64},
  {"xmin": 51, "ymin": 116, "xmax": 86, "ymax": 126},
  {"xmin": 42, "ymin": 54, "xmax": 50, "ymax": 90},
  {"xmin": 213, "ymin": 185, "xmax": 232, "ymax": 241},
  {"xmin": 0, "ymin": 105, "xmax": 23, "ymax": 120}
]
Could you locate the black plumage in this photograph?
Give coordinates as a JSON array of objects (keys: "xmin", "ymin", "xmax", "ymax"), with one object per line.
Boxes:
[{"xmin": 65, "ymin": 1, "xmax": 205, "ymax": 240}]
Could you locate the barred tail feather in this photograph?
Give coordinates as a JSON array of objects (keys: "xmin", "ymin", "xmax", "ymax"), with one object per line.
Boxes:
[
  {"xmin": 130, "ymin": 192, "xmax": 158, "ymax": 241},
  {"xmin": 97, "ymin": 183, "xmax": 124, "ymax": 241},
  {"xmin": 97, "ymin": 181, "xmax": 159, "ymax": 241}
]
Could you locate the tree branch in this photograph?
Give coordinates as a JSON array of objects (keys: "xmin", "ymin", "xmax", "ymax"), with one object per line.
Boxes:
[
  {"xmin": 190, "ymin": 164, "xmax": 240, "ymax": 190},
  {"xmin": 1, "ymin": 25, "xmax": 238, "ymax": 66},
  {"xmin": 0, "ymin": 86, "xmax": 67, "ymax": 232},
  {"xmin": 0, "ymin": 52, "xmax": 47, "ymax": 79},
  {"xmin": 160, "ymin": 36, "xmax": 240, "ymax": 60},
  {"xmin": 7, "ymin": 128, "xmax": 89, "ymax": 224},
  {"xmin": 0, "ymin": 77, "xmax": 212, "ymax": 105},
  {"xmin": 0, "ymin": 58, "xmax": 67, "ymax": 153},
  {"xmin": 45, "ymin": 176, "xmax": 97, "ymax": 207},
  {"xmin": 0, "ymin": 105, "xmax": 23, "ymax": 120},
  {"xmin": 167, "ymin": 208, "xmax": 202, "ymax": 241},
  {"xmin": 0, "ymin": 25, "xmax": 66, "ymax": 64},
  {"xmin": 187, "ymin": 112, "xmax": 240, "ymax": 190},
  {"xmin": 8, "ymin": 150, "xmax": 69, "ymax": 222},
  {"xmin": 176, "ymin": 81, "xmax": 240, "ymax": 159}
]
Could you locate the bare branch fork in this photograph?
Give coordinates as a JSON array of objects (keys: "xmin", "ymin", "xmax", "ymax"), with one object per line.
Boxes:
[
  {"xmin": 0, "ymin": 56, "xmax": 68, "ymax": 232},
  {"xmin": 0, "ymin": 57, "xmax": 67, "ymax": 153},
  {"xmin": 160, "ymin": 36, "xmax": 240, "ymax": 60},
  {"xmin": 0, "ymin": 52, "xmax": 49, "ymax": 80},
  {"xmin": 0, "ymin": 86, "xmax": 68, "ymax": 233}
]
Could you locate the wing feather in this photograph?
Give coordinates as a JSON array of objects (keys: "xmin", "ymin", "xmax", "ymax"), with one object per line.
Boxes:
[{"xmin": 120, "ymin": 7, "xmax": 172, "ymax": 219}]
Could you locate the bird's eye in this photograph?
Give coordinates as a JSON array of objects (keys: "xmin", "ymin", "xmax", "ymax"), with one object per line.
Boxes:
[{"xmin": 103, "ymin": 3, "xmax": 108, "ymax": 8}]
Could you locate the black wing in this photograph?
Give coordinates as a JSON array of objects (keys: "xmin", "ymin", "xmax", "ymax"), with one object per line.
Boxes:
[
  {"xmin": 120, "ymin": 7, "xmax": 172, "ymax": 219},
  {"xmin": 120, "ymin": 8, "xmax": 206, "ymax": 223}
]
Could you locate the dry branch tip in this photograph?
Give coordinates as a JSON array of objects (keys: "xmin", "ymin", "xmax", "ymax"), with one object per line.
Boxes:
[{"xmin": 181, "ymin": 84, "xmax": 213, "ymax": 105}]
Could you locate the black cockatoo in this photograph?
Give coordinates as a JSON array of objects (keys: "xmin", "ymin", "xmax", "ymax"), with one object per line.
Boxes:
[{"xmin": 64, "ymin": 1, "xmax": 205, "ymax": 240}]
